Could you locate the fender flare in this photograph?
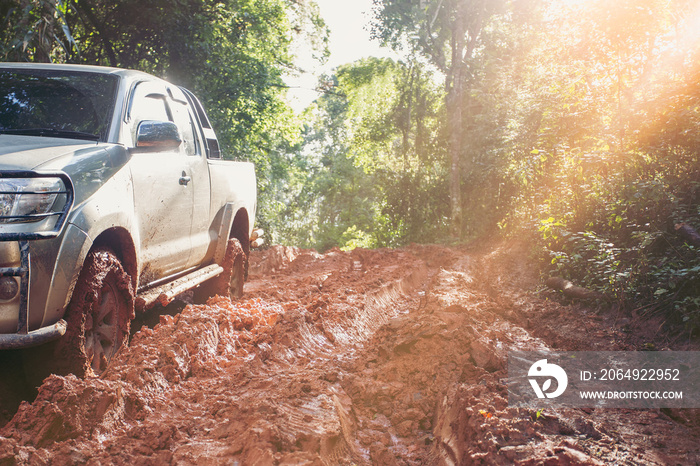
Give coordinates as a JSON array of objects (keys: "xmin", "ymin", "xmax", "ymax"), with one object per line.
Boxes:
[{"xmin": 213, "ymin": 203, "xmax": 251, "ymax": 266}]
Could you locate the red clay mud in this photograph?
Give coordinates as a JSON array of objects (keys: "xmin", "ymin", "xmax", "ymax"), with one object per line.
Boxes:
[{"xmin": 0, "ymin": 242, "xmax": 698, "ymax": 464}]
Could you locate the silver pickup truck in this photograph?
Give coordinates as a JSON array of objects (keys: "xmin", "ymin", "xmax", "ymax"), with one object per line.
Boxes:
[{"xmin": 0, "ymin": 63, "xmax": 259, "ymax": 377}]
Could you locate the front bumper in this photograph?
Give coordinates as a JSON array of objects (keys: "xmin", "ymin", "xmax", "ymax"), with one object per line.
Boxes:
[{"xmin": 0, "ymin": 319, "xmax": 66, "ymax": 349}]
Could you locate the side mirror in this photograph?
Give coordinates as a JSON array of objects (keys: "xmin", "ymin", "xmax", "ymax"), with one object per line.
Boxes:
[{"xmin": 134, "ymin": 120, "xmax": 182, "ymax": 151}]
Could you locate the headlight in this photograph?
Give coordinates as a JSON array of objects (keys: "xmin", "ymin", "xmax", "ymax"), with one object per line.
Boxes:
[{"xmin": 0, "ymin": 177, "xmax": 64, "ymax": 224}]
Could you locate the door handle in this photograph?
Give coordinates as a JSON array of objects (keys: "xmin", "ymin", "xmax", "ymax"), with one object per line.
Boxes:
[{"xmin": 179, "ymin": 171, "xmax": 191, "ymax": 186}]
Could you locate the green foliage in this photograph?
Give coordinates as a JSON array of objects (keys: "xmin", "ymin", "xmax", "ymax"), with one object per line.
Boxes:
[
  {"xmin": 509, "ymin": 0, "xmax": 700, "ymax": 329},
  {"xmin": 339, "ymin": 226, "xmax": 375, "ymax": 251},
  {"xmin": 282, "ymin": 57, "xmax": 449, "ymax": 251},
  {"xmin": 535, "ymin": 408, "xmax": 545, "ymax": 421},
  {"xmin": 0, "ymin": 0, "xmax": 79, "ymax": 62}
]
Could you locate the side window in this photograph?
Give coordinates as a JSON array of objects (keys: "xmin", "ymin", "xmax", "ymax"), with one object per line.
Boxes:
[
  {"xmin": 170, "ymin": 100, "xmax": 199, "ymax": 157},
  {"xmin": 181, "ymin": 87, "xmax": 221, "ymax": 159},
  {"xmin": 128, "ymin": 82, "xmax": 172, "ymax": 148},
  {"xmin": 187, "ymin": 106, "xmax": 204, "ymax": 156}
]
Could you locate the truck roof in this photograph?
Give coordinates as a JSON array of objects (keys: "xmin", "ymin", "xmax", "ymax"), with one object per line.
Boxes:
[{"xmin": 0, "ymin": 62, "xmax": 164, "ymax": 83}]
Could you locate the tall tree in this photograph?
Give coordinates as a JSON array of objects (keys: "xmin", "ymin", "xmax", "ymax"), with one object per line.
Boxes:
[{"xmin": 372, "ymin": 0, "xmax": 507, "ymax": 237}]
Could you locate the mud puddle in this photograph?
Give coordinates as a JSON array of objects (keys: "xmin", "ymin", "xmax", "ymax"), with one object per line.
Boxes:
[{"xmin": 0, "ymin": 243, "xmax": 698, "ymax": 464}]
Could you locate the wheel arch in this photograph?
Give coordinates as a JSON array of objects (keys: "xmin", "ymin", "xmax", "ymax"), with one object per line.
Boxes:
[
  {"xmin": 91, "ymin": 227, "xmax": 138, "ymax": 291},
  {"xmin": 229, "ymin": 208, "xmax": 250, "ymax": 257}
]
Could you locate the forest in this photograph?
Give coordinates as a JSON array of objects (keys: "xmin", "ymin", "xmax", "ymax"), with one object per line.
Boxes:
[{"xmin": 1, "ymin": 0, "xmax": 699, "ymax": 330}]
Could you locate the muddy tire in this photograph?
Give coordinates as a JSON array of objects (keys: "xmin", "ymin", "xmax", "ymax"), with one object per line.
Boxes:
[
  {"xmin": 26, "ymin": 248, "xmax": 134, "ymax": 382},
  {"xmin": 194, "ymin": 238, "xmax": 247, "ymax": 302}
]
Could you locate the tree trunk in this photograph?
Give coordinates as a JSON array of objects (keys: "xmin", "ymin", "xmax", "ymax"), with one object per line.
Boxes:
[
  {"xmin": 546, "ymin": 277, "xmax": 606, "ymax": 301},
  {"xmin": 448, "ymin": 91, "xmax": 463, "ymax": 239},
  {"xmin": 447, "ymin": 10, "xmax": 467, "ymax": 239},
  {"xmin": 675, "ymin": 223, "xmax": 700, "ymax": 247}
]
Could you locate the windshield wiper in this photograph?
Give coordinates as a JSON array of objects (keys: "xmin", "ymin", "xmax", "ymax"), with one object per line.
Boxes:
[{"xmin": 0, "ymin": 128, "xmax": 100, "ymax": 141}]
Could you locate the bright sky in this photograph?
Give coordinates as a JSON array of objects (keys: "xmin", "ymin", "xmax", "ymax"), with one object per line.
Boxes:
[{"xmin": 286, "ymin": 0, "xmax": 399, "ymax": 112}]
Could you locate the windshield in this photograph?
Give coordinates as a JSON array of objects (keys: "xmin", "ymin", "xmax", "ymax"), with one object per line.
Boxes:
[{"xmin": 0, "ymin": 69, "xmax": 119, "ymax": 141}]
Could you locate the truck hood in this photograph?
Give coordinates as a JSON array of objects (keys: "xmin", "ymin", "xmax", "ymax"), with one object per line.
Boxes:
[
  {"xmin": 0, "ymin": 134, "xmax": 132, "ymax": 204},
  {"xmin": 0, "ymin": 134, "xmax": 108, "ymax": 170}
]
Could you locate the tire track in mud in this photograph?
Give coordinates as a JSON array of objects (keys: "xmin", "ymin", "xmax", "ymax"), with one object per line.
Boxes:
[
  {"xmin": 0, "ymin": 243, "xmax": 698, "ymax": 465},
  {"xmin": 218, "ymin": 249, "xmax": 430, "ymax": 464}
]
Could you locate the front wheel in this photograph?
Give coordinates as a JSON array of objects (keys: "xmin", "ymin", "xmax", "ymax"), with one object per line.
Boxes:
[{"xmin": 54, "ymin": 248, "xmax": 134, "ymax": 377}]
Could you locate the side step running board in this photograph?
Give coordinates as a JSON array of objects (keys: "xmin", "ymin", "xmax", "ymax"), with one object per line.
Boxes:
[{"xmin": 135, "ymin": 264, "xmax": 224, "ymax": 310}]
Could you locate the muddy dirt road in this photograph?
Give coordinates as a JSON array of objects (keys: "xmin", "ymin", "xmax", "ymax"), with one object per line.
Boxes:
[{"xmin": 0, "ymin": 242, "xmax": 698, "ymax": 464}]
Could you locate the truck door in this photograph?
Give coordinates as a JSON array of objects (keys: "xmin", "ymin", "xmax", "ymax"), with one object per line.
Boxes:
[
  {"xmin": 127, "ymin": 82, "xmax": 195, "ymax": 284},
  {"xmin": 168, "ymin": 87, "xmax": 211, "ymax": 268}
]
